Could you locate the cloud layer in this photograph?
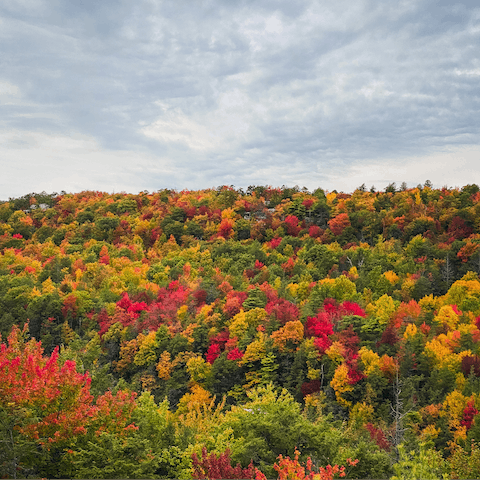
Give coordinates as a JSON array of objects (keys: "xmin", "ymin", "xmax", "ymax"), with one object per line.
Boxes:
[{"xmin": 1, "ymin": 0, "xmax": 479, "ymax": 198}]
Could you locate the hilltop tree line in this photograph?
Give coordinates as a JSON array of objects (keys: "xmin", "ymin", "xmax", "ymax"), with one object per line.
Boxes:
[{"xmin": 2, "ymin": 182, "xmax": 480, "ymax": 478}]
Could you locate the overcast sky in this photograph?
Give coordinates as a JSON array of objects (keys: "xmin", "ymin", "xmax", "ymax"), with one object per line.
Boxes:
[{"xmin": 1, "ymin": 0, "xmax": 480, "ymax": 199}]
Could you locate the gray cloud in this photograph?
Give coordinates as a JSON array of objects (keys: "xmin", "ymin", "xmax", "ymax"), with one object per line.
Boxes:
[{"xmin": 0, "ymin": 0, "xmax": 479, "ymax": 198}]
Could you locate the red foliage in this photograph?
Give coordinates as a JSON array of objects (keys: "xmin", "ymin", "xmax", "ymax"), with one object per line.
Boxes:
[
  {"xmin": 97, "ymin": 308, "xmax": 138, "ymax": 336},
  {"xmin": 448, "ymin": 216, "xmax": 473, "ymax": 240},
  {"xmin": 72, "ymin": 258, "xmax": 86, "ymax": 271},
  {"xmin": 377, "ymin": 325, "xmax": 399, "ymax": 346},
  {"xmin": 206, "ymin": 343, "xmax": 221, "ymax": 364},
  {"xmin": 141, "ymin": 211, "xmax": 154, "ymax": 221},
  {"xmin": 306, "ymin": 312, "xmax": 334, "ymax": 353},
  {"xmin": 272, "ymin": 449, "xmax": 357, "ymax": 480},
  {"xmin": 62, "ymin": 294, "xmax": 79, "ymax": 319},
  {"xmin": 218, "ymin": 281, "xmax": 233, "ymax": 295},
  {"xmin": 461, "ymin": 355, "xmax": 480, "ymax": 377},
  {"xmin": 193, "ymin": 289, "xmax": 208, "ymax": 307},
  {"xmin": 223, "ymin": 291, "xmax": 248, "ymax": 318},
  {"xmin": 254, "ymin": 259, "xmax": 265, "ymax": 269},
  {"xmin": 313, "ymin": 338, "xmax": 331, "ymax": 356},
  {"xmin": 98, "ymin": 284, "xmax": 191, "ymax": 334},
  {"xmin": 185, "ymin": 206, "xmax": 197, "ymax": 219},
  {"xmin": 147, "ymin": 227, "xmax": 160, "ymax": 247},
  {"xmin": 457, "ymin": 242, "xmax": 479, "ymax": 262},
  {"xmin": 266, "ymin": 298, "xmax": 300, "ymax": 325},
  {"xmin": 301, "ymin": 380, "xmax": 322, "ymax": 397},
  {"xmin": 138, "ymin": 285, "xmax": 189, "ymax": 331},
  {"xmin": 244, "ymin": 268, "xmax": 256, "ymax": 279},
  {"xmin": 281, "ymin": 257, "xmax": 296, "ymax": 274},
  {"xmin": 258, "ymin": 282, "xmax": 280, "ymax": 303},
  {"xmin": 192, "ymin": 447, "xmax": 256, "ymax": 479},
  {"xmin": 322, "ymin": 299, "xmax": 366, "ymax": 322},
  {"xmin": 117, "ymin": 292, "xmax": 148, "ymax": 318},
  {"xmin": 347, "ymin": 360, "xmax": 364, "ymax": 385},
  {"xmin": 227, "ymin": 347, "xmax": 244, "ymax": 361},
  {"xmin": 209, "ymin": 208, "xmax": 223, "ymax": 221},
  {"xmin": 269, "ymin": 237, "xmax": 283, "ymax": 249},
  {"xmin": 305, "ymin": 312, "xmax": 334, "ymax": 338},
  {"xmin": 306, "ymin": 301, "xmax": 365, "ymax": 355},
  {"xmin": 420, "ymin": 322, "xmax": 431, "ymax": 335},
  {"xmin": 211, "ymin": 329, "xmax": 230, "ymax": 346},
  {"xmin": 392, "ymin": 300, "xmax": 421, "ymax": 329},
  {"xmin": 338, "ymin": 325, "xmax": 360, "ymax": 357},
  {"xmin": 365, "ymin": 423, "xmax": 391, "ymax": 451},
  {"xmin": 451, "ymin": 304, "xmax": 462, "ymax": 316},
  {"xmin": 328, "ymin": 213, "xmax": 351, "ymax": 236},
  {"xmin": 323, "ymin": 298, "xmax": 339, "ymax": 316},
  {"xmin": 342, "ymin": 301, "xmax": 367, "ymax": 317},
  {"xmin": 284, "ymin": 215, "xmax": 301, "ymax": 236},
  {"xmin": 302, "ymin": 199, "xmax": 315, "ymax": 209},
  {"xmin": 99, "ymin": 254, "xmax": 110, "ymax": 265},
  {"xmin": 0, "ymin": 325, "xmax": 137, "ymax": 445},
  {"xmin": 206, "ymin": 330, "xmax": 231, "ymax": 363},
  {"xmin": 198, "ymin": 205, "xmax": 209, "ymax": 216},
  {"xmin": 461, "ymin": 400, "xmax": 479, "ymax": 430},
  {"xmin": 308, "ymin": 225, "xmax": 322, "ymax": 238},
  {"xmin": 168, "ymin": 280, "xmax": 181, "ymax": 290},
  {"xmin": 219, "ymin": 218, "xmax": 235, "ymax": 239}
]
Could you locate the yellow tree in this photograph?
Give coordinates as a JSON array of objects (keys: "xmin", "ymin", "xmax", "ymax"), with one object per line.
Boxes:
[
  {"xmin": 116, "ymin": 338, "xmax": 138, "ymax": 373},
  {"xmin": 359, "ymin": 346, "xmax": 381, "ymax": 376},
  {"xmin": 366, "ymin": 294, "xmax": 398, "ymax": 325},
  {"xmin": 330, "ymin": 363, "xmax": 353, "ymax": 408},
  {"xmin": 134, "ymin": 331, "xmax": 158, "ymax": 367},
  {"xmin": 241, "ymin": 333, "xmax": 268, "ymax": 366},
  {"xmin": 434, "ymin": 305, "xmax": 461, "ymax": 331},
  {"xmin": 156, "ymin": 351, "xmax": 174, "ymax": 380}
]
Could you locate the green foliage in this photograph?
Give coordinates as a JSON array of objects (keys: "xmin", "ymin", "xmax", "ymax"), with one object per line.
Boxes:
[
  {"xmin": 391, "ymin": 443, "xmax": 449, "ymax": 480},
  {"xmin": 448, "ymin": 441, "xmax": 480, "ymax": 479},
  {"xmin": 225, "ymin": 384, "xmax": 325, "ymax": 477},
  {"xmin": 66, "ymin": 432, "xmax": 160, "ymax": 479},
  {"xmin": 244, "ymin": 287, "xmax": 268, "ymax": 310},
  {"xmin": 0, "ymin": 404, "xmax": 42, "ymax": 479}
]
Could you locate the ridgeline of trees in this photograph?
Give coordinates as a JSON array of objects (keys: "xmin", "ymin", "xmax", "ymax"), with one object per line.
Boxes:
[{"xmin": 2, "ymin": 182, "xmax": 480, "ymax": 478}]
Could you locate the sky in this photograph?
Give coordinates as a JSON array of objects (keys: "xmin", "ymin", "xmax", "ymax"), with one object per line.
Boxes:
[{"xmin": 1, "ymin": 0, "xmax": 480, "ymax": 199}]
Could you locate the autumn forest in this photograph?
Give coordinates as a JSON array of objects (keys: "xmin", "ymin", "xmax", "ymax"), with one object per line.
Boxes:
[{"xmin": 3, "ymin": 183, "xmax": 480, "ymax": 479}]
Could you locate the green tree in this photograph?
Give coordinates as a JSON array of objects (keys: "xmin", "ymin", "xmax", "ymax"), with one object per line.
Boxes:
[{"xmin": 391, "ymin": 443, "xmax": 448, "ymax": 480}]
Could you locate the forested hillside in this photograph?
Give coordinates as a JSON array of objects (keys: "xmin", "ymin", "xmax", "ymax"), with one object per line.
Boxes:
[{"xmin": 2, "ymin": 183, "xmax": 480, "ymax": 479}]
